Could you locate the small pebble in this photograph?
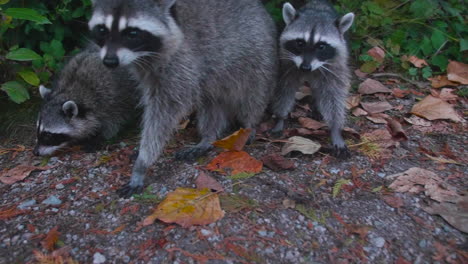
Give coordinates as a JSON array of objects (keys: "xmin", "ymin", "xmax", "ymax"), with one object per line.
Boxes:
[
  {"xmin": 419, "ymin": 239, "xmax": 427, "ymax": 248},
  {"xmin": 18, "ymin": 199, "xmax": 36, "ymax": 209},
  {"xmin": 42, "ymin": 195, "xmax": 62, "ymax": 206},
  {"xmin": 371, "ymin": 237, "xmax": 385, "ymax": 248},
  {"xmin": 93, "ymin": 252, "xmax": 106, "ymax": 264},
  {"xmin": 258, "ymin": 230, "xmax": 268, "ymax": 237},
  {"xmin": 55, "ymin": 183, "xmax": 65, "ymax": 190},
  {"xmin": 200, "ymin": 229, "xmax": 212, "ymax": 236},
  {"xmin": 377, "ymin": 173, "xmax": 386, "ymax": 178}
]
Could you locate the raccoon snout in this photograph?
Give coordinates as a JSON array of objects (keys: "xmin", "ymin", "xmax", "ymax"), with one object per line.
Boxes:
[
  {"xmin": 300, "ymin": 63, "xmax": 312, "ymax": 71},
  {"xmin": 103, "ymin": 56, "xmax": 119, "ymax": 68}
]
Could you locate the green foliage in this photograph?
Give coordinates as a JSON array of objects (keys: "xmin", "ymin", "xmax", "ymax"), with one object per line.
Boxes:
[{"xmin": 0, "ymin": 0, "xmax": 92, "ymax": 104}]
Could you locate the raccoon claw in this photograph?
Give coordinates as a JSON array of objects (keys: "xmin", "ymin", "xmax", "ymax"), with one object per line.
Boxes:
[
  {"xmin": 175, "ymin": 146, "xmax": 211, "ymax": 161},
  {"xmin": 331, "ymin": 146, "xmax": 351, "ymax": 160},
  {"xmin": 117, "ymin": 183, "xmax": 144, "ymax": 198}
]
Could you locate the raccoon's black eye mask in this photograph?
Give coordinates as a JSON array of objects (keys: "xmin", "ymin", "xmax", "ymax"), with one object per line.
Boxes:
[
  {"xmin": 284, "ymin": 39, "xmax": 336, "ymax": 61},
  {"xmin": 38, "ymin": 132, "xmax": 71, "ymax": 146}
]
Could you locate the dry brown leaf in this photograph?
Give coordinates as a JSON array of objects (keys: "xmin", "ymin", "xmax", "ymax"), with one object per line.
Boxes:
[
  {"xmin": 447, "ymin": 60, "xmax": 468, "ymax": 84},
  {"xmin": 388, "ymin": 168, "xmax": 460, "ymax": 203},
  {"xmin": 0, "ymin": 207, "xmax": 26, "ymax": 220},
  {"xmin": 361, "ymin": 101, "xmax": 393, "ymax": 114},
  {"xmin": 281, "ymin": 136, "xmax": 321, "ymax": 156},
  {"xmin": 429, "ymin": 75, "xmax": 459, "ymax": 88},
  {"xmin": 354, "ymin": 69, "xmax": 368, "ymax": 78},
  {"xmin": 392, "ymin": 88, "xmax": 411, "ymax": 98},
  {"xmin": 212, "ymin": 128, "xmax": 252, "ymax": 151},
  {"xmin": 367, "ymin": 47, "xmax": 385, "ymax": 63},
  {"xmin": 362, "ymin": 129, "xmax": 398, "ymax": 149},
  {"xmin": 295, "ymin": 85, "xmax": 313, "ymax": 100},
  {"xmin": 143, "ymin": 188, "xmax": 225, "ymax": 228},
  {"xmin": 422, "ymin": 198, "xmax": 468, "ymax": 233},
  {"xmin": 434, "ymin": 88, "xmax": 459, "ymax": 101},
  {"xmin": 0, "ymin": 165, "xmax": 50, "ymax": 184},
  {"xmin": 298, "ymin": 117, "xmax": 326, "ymax": 130},
  {"xmin": 383, "ymin": 195, "xmax": 404, "ymax": 209},
  {"xmin": 282, "ymin": 198, "xmax": 296, "ymax": 209},
  {"xmin": 195, "ymin": 171, "xmax": 224, "ymax": 192},
  {"xmin": 261, "ymin": 154, "xmax": 295, "ymax": 171},
  {"xmin": 387, "ymin": 119, "xmax": 408, "ymax": 141},
  {"xmin": 352, "ymin": 107, "xmax": 368, "ymax": 116},
  {"xmin": 404, "ymin": 116, "xmax": 432, "ymax": 127},
  {"xmin": 408, "ymin": 55, "xmax": 429, "ymax": 68},
  {"xmin": 424, "ymin": 154, "xmax": 463, "ymax": 165},
  {"xmin": 358, "ymin": 79, "xmax": 391, "ymax": 95},
  {"xmin": 411, "ymin": 95, "xmax": 463, "ymax": 123},
  {"xmin": 41, "ymin": 226, "xmax": 60, "ymax": 252},
  {"xmin": 366, "ymin": 113, "xmax": 390, "ymax": 124},
  {"xmin": 206, "ymin": 151, "xmax": 262, "ymax": 175},
  {"xmin": 345, "ymin": 94, "xmax": 361, "ymax": 110}
]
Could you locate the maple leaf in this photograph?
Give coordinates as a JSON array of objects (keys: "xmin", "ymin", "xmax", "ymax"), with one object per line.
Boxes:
[
  {"xmin": 212, "ymin": 128, "xmax": 252, "ymax": 151},
  {"xmin": 411, "ymin": 95, "xmax": 463, "ymax": 123},
  {"xmin": 206, "ymin": 151, "xmax": 262, "ymax": 175},
  {"xmin": 143, "ymin": 188, "xmax": 225, "ymax": 228},
  {"xmin": 0, "ymin": 165, "xmax": 51, "ymax": 184},
  {"xmin": 41, "ymin": 226, "xmax": 60, "ymax": 252}
]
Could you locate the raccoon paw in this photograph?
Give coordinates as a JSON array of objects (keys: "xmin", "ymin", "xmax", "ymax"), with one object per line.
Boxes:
[
  {"xmin": 331, "ymin": 145, "xmax": 351, "ymax": 160},
  {"xmin": 175, "ymin": 146, "xmax": 211, "ymax": 161},
  {"xmin": 117, "ymin": 183, "xmax": 144, "ymax": 198},
  {"xmin": 267, "ymin": 129, "xmax": 284, "ymax": 139}
]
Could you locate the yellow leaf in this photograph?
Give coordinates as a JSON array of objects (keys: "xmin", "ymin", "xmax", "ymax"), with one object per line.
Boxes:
[
  {"xmin": 143, "ymin": 188, "xmax": 224, "ymax": 228},
  {"xmin": 212, "ymin": 128, "xmax": 252, "ymax": 151}
]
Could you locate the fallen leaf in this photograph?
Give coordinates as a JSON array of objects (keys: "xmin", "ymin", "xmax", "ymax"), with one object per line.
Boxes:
[
  {"xmin": 0, "ymin": 165, "xmax": 50, "ymax": 184},
  {"xmin": 433, "ymin": 88, "xmax": 459, "ymax": 101},
  {"xmin": 366, "ymin": 113, "xmax": 389, "ymax": 124},
  {"xmin": 422, "ymin": 199, "xmax": 468, "ymax": 233},
  {"xmin": 195, "ymin": 171, "xmax": 224, "ymax": 192},
  {"xmin": 447, "ymin": 60, "xmax": 468, "ymax": 84},
  {"xmin": 298, "ymin": 117, "xmax": 326, "ymax": 130},
  {"xmin": 206, "ymin": 151, "xmax": 262, "ymax": 175},
  {"xmin": 281, "ymin": 136, "xmax": 321, "ymax": 156},
  {"xmin": 220, "ymin": 194, "xmax": 258, "ymax": 213},
  {"xmin": 143, "ymin": 188, "xmax": 225, "ymax": 228},
  {"xmin": 212, "ymin": 128, "xmax": 252, "ymax": 151},
  {"xmin": 352, "ymin": 107, "xmax": 368, "ymax": 116},
  {"xmin": 41, "ymin": 226, "xmax": 60, "ymax": 252},
  {"xmin": 411, "ymin": 95, "xmax": 463, "ymax": 123},
  {"xmin": 383, "ymin": 195, "xmax": 404, "ymax": 209},
  {"xmin": 346, "ymin": 95, "xmax": 361, "ymax": 110},
  {"xmin": 348, "ymin": 224, "xmax": 371, "ymax": 240},
  {"xmin": 404, "ymin": 116, "xmax": 432, "ymax": 127},
  {"xmin": 367, "ymin": 47, "xmax": 385, "ymax": 63},
  {"xmin": 388, "ymin": 168, "xmax": 461, "ymax": 203},
  {"xmin": 386, "ymin": 119, "xmax": 408, "ymax": 141},
  {"xmin": 261, "ymin": 154, "xmax": 295, "ymax": 171},
  {"xmin": 392, "ymin": 88, "xmax": 411, "ymax": 98},
  {"xmin": 359, "ymin": 129, "xmax": 397, "ymax": 160},
  {"xmin": 408, "ymin": 55, "xmax": 429, "ymax": 68},
  {"xmin": 111, "ymin": 224, "xmax": 126, "ymax": 235},
  {"xmin": 0, "ymin": 207, "xmax": 26, "ymax": 220},
  {"xmin": 354, "ymin": 69, "xmax": 368, "ymax": 78},
  {"xmin": 282, "ymin": 198, "xmax": 296, "ymax": 209},
  {"xmin": 295, "ymin": 85, "xmax": 312, "ymax": 100},
  {"xmin": 424, "ymin": 154, "xmax": 463, "ymax": 165},
  {"xmin": 429, "ymin": 75, "xmax": 459, "ymax": 88},
  {"xmin": 361, "ymin": 101, "xmax": 393, "ymax": 114},
  {"xmin": 358, "ymin": 79, "xmax": 391, "ymax": 94}
]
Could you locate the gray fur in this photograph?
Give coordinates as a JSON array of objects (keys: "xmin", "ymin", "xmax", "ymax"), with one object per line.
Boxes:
[
  {"xmin": 34, "ymin": 46, "xmax": 138, "ymax": 156},
  {"xmin": 90, "ymin": 0, "xmax": 278, "ymax": 196},
  {"xmin": 271, "ymin": 0, "xmax": 354, "ymax": 158}
]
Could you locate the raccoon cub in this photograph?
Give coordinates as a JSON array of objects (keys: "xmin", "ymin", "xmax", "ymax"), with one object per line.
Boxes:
[
  {"xmin": 270, "ymin": 0, "xmax": 354, "ymax": 159},
  {"xmin": 88, "ymin": 0, "xmax": 278, "ymax": 197},
  {"xmin": 34, "ymin": 47, "xmax": 138, "ymax": 156}
]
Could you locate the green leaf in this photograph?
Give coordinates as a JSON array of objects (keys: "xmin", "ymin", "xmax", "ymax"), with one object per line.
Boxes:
[
  {"xmin": 4, "ymin": 8, "xmax": 51, "ymax": 24},
  {"xmin": 460, "ymin": 38, "xmax": 468, "ymax": 52},
  {"xmin": 50, "ymin": 40, "xmax": 65, "ymax": 59},
  {"xmin": 0, "ymin": 0, "xmax": 10, "ymax": 5},
  {"xmin": 333, "ymin": 179, "xmax": 351, "ymax": 198},
  {"xmin": 422, "ymin": 66, "xmax": 432, "ymax": 79},
  {"xmin": 408, "ymin": 67, "xmax": 418, "ymax": 76},
  {"xmin": 420, "ymin": 37, "xmax": 432, "ymax": 56},
  {"xmin": 18, "ymin": 70, "xmax": 40, "ymax": 86},
  {"xmin": 431, "ymin": 30, "xmax": 446, "ymax": 50},
  {"xmin": 431, "ymin": 55, "xmax": 448, "ymax": 71},
  {"xmin": 410, "ymin": 0, "xmax": 436, "ymax": 18},
  {"xmin": 6, "ymin": 48, "xmax": 42, "ymax": 61},
  {"xmin": 1, "ymin": 81, "xmax": 30, "ymax": 104}
]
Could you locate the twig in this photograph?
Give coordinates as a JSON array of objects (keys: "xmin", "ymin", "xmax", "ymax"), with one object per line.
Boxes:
[{"xmin": 371, "ymin": 73, "xmax": 427, "ymax": 89}]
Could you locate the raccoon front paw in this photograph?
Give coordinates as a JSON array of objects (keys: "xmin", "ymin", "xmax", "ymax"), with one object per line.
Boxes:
[
  {"xmin": 331, "ymin": 145, "xmax": 351, "ymax": 160},
  {"xmin": 175, "ymin": 146, "xmax": 211, "ymax": 161},
  {"xmin": 117, "ymin": 183, "xmax": 144, "ymax": 198}
]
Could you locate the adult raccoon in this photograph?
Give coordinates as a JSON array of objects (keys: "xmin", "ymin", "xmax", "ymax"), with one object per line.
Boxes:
[
  {"xmin": 270, "ymin": 0, "xmax": 354, "ymax": 159},
  {"xmin": 34, "ymin": 47, "xmax": 138, "ymax": 156},
  {"xmin": 88, "ymin": 0, "xmax": 278, "ymax": 197}
]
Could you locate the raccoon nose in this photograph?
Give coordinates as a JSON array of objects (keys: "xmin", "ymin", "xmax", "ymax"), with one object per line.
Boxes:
[
  {"xmin": 300, "ymin": 63, "xmax": 312, "ymax": 71},
  {"xmin": 103, "ymin": 56, "xmax": 119, "ymax": 68}
]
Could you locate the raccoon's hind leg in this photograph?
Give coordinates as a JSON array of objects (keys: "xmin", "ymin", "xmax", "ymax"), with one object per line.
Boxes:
[{"xmin": 175, "ymin": 102, "xmax": 228, "ymax": 161}]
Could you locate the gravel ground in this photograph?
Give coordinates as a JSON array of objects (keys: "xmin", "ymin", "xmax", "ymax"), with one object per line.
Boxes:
[{"xmin": 1, "ymin": 86, "xmax": 467, "ymax": 263}]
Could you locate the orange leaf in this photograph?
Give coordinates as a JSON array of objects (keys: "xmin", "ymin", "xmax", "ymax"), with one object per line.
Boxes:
[
  {"xmin": 143, "ymin": 188, "xmax": 224, "ymax": 228},
  {"xmin": 112, "ymin": 224, "xmax": 126, "ymax": 235},
  {"xmin": 42, "ymin": 226, "xmax": 60, "ymax": 251},
  {"xmin": 0, "ymin": 207, "xmax": 26, "ymax": 220},
  {"xmin": 411, "ymin": 95, "xmax": 462, "ymax": 122},
  {"xmin": 0, "ymin": 165, "xmax": 51, "ymax": 184},
  {"xmin": 212, "ymin": 128, "xmax": 252, "ymax": 151},
  {"xmin": 206, "ymin": 151, "xmax": 262, "ymax": 175},
  {"xmin": 367, "ymin": 47, "xmax": 385, "ymax": 63},
  {"xmin": 408, "ymin": 55, "xmax": 429, "ymax": 68},
  {"xmin": 447, "ymin": 60, "xmax": 468, "ymax": 84},
  {"xmin": 429, "ymin": 75, "xmax": 459, "ymax": 88}
]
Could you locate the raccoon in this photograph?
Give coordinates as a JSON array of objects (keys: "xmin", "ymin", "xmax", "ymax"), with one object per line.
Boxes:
[
  {"xmin": 34, "ymin": 47, "xmax": 138, "ymax": 156},
  {"xmin": 270, "ymin": 0, "xmax": 354, "ymax": 159},
  {"xmin": 88, "ymin": 0, "xmax": 278, "ymax": 197}
]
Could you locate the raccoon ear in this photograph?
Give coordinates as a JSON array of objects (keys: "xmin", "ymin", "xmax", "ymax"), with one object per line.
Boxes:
[
  {"xmin": 62, "ymin": 101, "xmax": 79, "ymax": 118},
  {"xmin": 39, "ymin": 85, "xmax": 52, "ymax": 99},
  {"xmin": 282, "ymin": 3, "xmax": 297, "ymax": 25},
  {"xmin": 338, "ymin": 13, "xmax": 355, "ymax": 33}
]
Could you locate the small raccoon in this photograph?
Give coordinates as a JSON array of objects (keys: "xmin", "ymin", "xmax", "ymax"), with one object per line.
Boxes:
[
  {"xmin": 88, "ymin": 0, "xmax": 278, "ymax": 197},
  {"xmin": 34, "ymin": 47, "xmax": 138, "ymax": 156},
  {"xmin": 270, "ymin": 0, "xmax": 355, "ymax": 159}
]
